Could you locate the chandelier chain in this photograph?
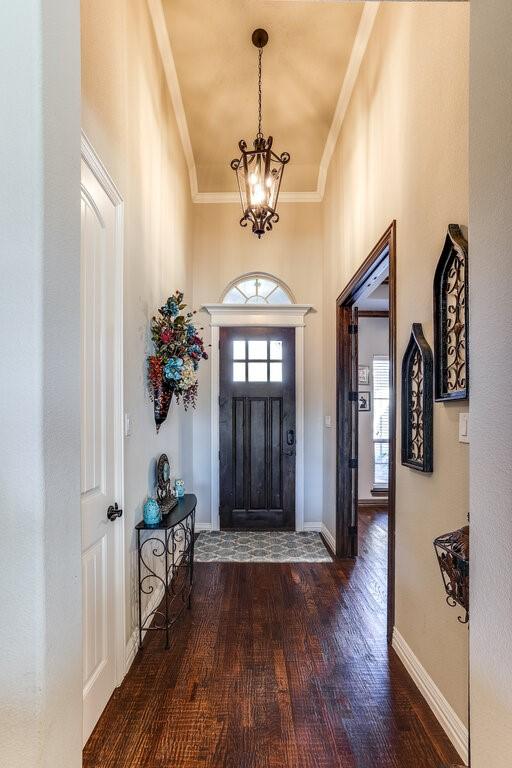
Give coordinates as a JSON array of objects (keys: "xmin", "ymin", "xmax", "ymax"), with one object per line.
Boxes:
[{"xmin": 257, "ymin": 47, "xmax": 263, "ymax": 137}]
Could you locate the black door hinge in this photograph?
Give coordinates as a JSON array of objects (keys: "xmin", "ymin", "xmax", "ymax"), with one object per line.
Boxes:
[
  {"xmin": 348, "ymin": 525, "xmax": 357, "ymax": 536},
  {"xmin": 348, "ymin": 323, "xmax": 358, "ymax": 335},
  {"xmin": 348, "ymin": 457, "xmax": 358, "ymax": 469},
  {"xmin": 348, "ymin": 391, "xmax": 358, "ymax": 402}
]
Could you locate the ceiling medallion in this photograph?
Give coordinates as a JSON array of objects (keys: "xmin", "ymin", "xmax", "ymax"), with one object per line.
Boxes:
[{"xmin": 230, "ymin": 28, "xmax": 290, "ymax": 238}]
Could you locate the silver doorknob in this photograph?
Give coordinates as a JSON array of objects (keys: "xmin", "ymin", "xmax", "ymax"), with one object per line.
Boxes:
[{"xmin": 107, "ymin": 503, "xmax": 123, "ymax": 521}]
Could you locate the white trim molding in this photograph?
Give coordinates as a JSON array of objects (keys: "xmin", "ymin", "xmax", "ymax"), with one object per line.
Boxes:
[
  {"xmin": 193, "ymin": 191, "xmax": 323, "ymax": 204},
  {"xmin": 125, "ymin": 582, "xmax": 165, "ymax": 675},
  {"xmin": 147, "ymin": 0, "xmax": 198, "ymax": 198},
  {"xmin": 148, "ymin": 0, "xmax": 380, "ymax": 202},
  {"xmin": 195, "ymin": 522, "xmax": 213, "ymax": 532},
  {"xmin": 392, "ymin": 628, "xmax": 469, "ymax": 765},
  {"xmin": 203, "ymin": 303, "xmax": 312, "ymax": 533},
  {"xmin": 317, "ymin": 3, "xmax": 380, "ymax": 198},
  {"xmin": 303, "ymin": 522, "xmax": 336, "ymax": 554}
]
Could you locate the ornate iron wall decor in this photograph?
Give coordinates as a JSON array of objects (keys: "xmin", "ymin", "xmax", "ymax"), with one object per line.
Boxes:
[
  {"xmin": 156, "ymin": 453, "xmax": 177, "ymax": 515},
  {"xmin": 231, "ymin": 29, "xmax": 290, "ymax": 238},
  {"xmin": 401, "ymin": 323, "xmax": 433, "ymax": 472},
  {"xmin": 433, "ymin": 224, "xmax": 469, "ymax": 401},
  {"xmin": 434, "ymin": 525, "xmax": 469, "ymax": 624}
]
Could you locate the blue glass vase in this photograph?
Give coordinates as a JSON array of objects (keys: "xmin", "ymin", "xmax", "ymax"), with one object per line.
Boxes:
[{"xmin": 143, "ymin": 497, "xmax": 161, "ymax": 526}]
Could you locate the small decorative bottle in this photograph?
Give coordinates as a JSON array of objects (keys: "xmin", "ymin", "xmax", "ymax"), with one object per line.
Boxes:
[
  {"xmin": 143, "ymin": 497, "xmax": 161, "ymax": 526},
  {"xmin": 175, "ymin": 479, "xmax": 185, "ymax": 499}
]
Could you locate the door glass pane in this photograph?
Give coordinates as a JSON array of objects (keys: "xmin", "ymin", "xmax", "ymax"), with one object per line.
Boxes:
[
  {"xmin": 248, "ymin": 340, "xmax": 267, "ymax": 360},
  {"xmin": 269, "ymin": 340, "xmax": 282, "ymax": 360},
  {"xmin": 223, "ymin": 287, "xmax": 246, "ymax": 304},
  {"xmin": 266, "ymin": 286, "xmax": 290, "ymax": 304},
  {"xmin": 248, "ymin": 362, "xmax": 268, "ymax": 382},
  {"xmin": 233, "ymin": 362, "xmax": 246, "ymax": 382},
  {"xmin": 269, "ymin": 362, "xmax": 283, "ymax": 382},
  {"xmin": 255, "ymin": 278, "xmax": 277, "ymax": 298},
  {"xmin": 233, "ymin": 340, "xmax": 246, "ymax": 360}
]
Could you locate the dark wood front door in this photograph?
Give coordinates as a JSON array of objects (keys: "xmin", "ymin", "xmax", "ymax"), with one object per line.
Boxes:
[{"xmin": 219, "ymin": 326, "xmax": 296, "ymax": 529}]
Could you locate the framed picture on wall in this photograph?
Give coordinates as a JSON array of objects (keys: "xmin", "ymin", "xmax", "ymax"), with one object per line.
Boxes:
[
  {"xmin": 358, "ymin": 391, "xmax": 371, "ymax": 411},
  {"xmin": 358, "ymin": 365, "xmax": 370, "ymax": 385}
]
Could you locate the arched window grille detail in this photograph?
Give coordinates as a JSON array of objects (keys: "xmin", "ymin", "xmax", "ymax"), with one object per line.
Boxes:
[
  {"xmin": 401, "ymin": 323, "xmax": 433, "ymax": 473},
  {"xmin": 433, "ymin": 224, "xmax": 469, "ymax": 401},
  {"xmin": 221, "ymin": 273, "xmax": 294, "ymax": 305}
]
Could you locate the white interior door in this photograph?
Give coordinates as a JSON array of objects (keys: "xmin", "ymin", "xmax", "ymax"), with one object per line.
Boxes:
[{"xmin": 81, "ymin": 156, "xmax": 123, "ymax": 744}]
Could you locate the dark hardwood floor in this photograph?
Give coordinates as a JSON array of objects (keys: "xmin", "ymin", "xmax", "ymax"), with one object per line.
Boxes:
[{"xmin": 83, "ymin": 512, "xmax": 461, "ymax": 767}]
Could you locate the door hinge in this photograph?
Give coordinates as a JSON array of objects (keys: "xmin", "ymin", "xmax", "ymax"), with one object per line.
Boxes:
[
  {"xmin": 348, "ymin": 457, "xmax": 358, "ymax": 469},
  {"xmin": 218, "ymin": 395, "xmax": 221, "ymax": 406},
  {"xmin": 218, "ymin": 450, "xmax": 221, "ymax": 461},
  {"xmin": 348, "ymin": 525, "xmax": 357, "ymax": 536},
  {"xmin": 348, "ymin": 391, "xmax": 358, "ymax": 402},
  {"xmin": 348, "ymin": 323, "xmax": 358, "ymax": 335}
]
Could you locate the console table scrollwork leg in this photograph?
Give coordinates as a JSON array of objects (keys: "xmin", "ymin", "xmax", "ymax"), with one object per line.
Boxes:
[
  {"xmin": 137, "ymin": 529, "xmax": 142, "ymax": 651},
  {"xmin": 164, "ymin": 528, "xmax": 170, "ymax": 650},
  {"xmin": 188, "ymin": 509, "xmax": 195, "ymax": 609}
]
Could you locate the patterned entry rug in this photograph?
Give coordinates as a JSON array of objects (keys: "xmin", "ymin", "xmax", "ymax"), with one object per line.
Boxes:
[{"xmin": 194, "ymin": 531, "xmax": 332, "ymax": 563}]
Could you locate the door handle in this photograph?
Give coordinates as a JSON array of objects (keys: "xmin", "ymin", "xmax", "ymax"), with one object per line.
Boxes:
[
  {"xmin": 287, "ymin": 429, "xmax": 295, "ymax": 446},
  {"xmin": 107, "ymin": 503, "xmax": 123, "ymax": 521}
]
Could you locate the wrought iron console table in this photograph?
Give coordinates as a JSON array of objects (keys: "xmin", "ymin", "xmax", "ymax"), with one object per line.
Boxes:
[{"xmin": 135, "ymin": 493, "xmax": 196, "ymax": 650}]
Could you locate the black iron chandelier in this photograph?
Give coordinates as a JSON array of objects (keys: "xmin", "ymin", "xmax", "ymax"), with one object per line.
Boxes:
[{"xmin": 231, "ymin": 29, "xmax": 290, "ymax": 238}]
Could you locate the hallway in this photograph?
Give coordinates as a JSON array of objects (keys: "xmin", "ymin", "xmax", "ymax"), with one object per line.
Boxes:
[{"xmin": 83, "ymin": 513, "xmax": 459, "ymax": 767}]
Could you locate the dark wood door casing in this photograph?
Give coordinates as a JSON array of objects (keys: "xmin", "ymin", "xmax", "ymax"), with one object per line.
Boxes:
[
  {"xmin": 336, "ymin": 221, "xmax": 397, "ymax": 643},
  {"xmin": 219, "ymin": 326, "xmax": 296, "ymax": 529}
]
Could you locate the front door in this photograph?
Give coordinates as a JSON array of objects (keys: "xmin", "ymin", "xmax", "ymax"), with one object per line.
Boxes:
[
  {"xmin": 81, "ymin": 158, "xmax": 121, "ymax": 743},
  {"xmin": 219, "ymin": 327, "xmax": 296, "ymax": 529}
]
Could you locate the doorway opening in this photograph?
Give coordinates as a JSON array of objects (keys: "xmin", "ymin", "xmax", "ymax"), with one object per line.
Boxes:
[{"xmin": 336, "ymin": 222, "xmax": 396, "ymax": 641}]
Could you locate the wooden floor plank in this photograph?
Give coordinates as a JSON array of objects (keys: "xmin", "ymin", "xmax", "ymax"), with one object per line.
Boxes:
[{"xmin": 83, "ymin": 512, "xmax": 461, "ymax": 767}]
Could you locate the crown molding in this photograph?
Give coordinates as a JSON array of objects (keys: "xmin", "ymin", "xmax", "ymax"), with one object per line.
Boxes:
[
  {"xmin": 147, "ymin": 0, "xmax": 198, "ymax": 197},
  {"xmin": 149, "ymin": 0, "xmax": 379, "ymax": 204},
  {"xmin": 192, "ymin": 190, "xmax": 322, "ymax": 204},
  {"xmin": 317, "ymin": 3, "xmax": 380, "ymax": 198}
]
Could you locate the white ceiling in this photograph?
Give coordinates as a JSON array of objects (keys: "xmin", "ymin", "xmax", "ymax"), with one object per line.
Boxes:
[
  {"xmin": 355, "ymin": 282, "xmax": 389, "ymax": 311},
  {"xmin": 150, "ymin": 0, "xmax": 379, "ymax": 201}
]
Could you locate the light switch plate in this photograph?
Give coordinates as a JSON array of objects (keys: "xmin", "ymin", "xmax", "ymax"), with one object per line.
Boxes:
[
  {"xmin": 458, "ymin": 412, "xmax": 469, "ymax": 444},
  {"xmin": 124, "ymin": 413, "xmax": 132, "ymax": 437},
  {"xmin": 324, "ymin": 415, "xmax": 332, "ymax": 428}
]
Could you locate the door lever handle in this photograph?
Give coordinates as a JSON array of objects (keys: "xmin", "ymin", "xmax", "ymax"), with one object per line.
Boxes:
[{"xmin": 107, "ymin": 503, "xmax": 123, "ymax": 521}]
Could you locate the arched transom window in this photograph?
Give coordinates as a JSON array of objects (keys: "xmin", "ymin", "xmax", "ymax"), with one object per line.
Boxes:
[{"xmin": 221, "ymin": 273, "xmax": 293, "ymax": 305}]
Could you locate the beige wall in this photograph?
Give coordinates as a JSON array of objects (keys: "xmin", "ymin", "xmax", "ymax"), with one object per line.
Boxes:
[
  {"xmin": 192, "ymin": 203, "xmax": 324, "ymax": 527},
  {"xmin": 469, "ymin": 0, "xmax": 512, "ymax": 765},
  {"xmin": 322, "ymin": 1, "xmax": 469, "ymax": 731},
  {"xmin": 81, "ymin": 0, "xmax": 193, "ymax": 643}
]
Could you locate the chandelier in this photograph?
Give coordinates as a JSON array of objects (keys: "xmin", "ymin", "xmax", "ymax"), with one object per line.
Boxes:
[{"xmin": 231, "ymin": 29, "xmax": 290, "ymax": 238}]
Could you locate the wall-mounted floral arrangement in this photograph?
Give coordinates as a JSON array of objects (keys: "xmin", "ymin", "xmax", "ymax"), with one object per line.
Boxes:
[{"xmin": 148, "ymin": 291, "xmax": 208, "ymax": 431}]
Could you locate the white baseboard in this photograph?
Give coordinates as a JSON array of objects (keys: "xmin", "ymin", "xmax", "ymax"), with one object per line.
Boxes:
[
  {"xmin": 303, "ymin": 522, "xmax": 336, "ymax": 553},
  {"xmin": 124, "ymin": 582, "xmax": 165, "ymax": 675},
  {"xmin": 392, "ymin": 627, "xmax": 468, "ymax": 765},
  {"xmin": 195, "ymin": 522, "xmax": 212, "ymax": 532}
]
